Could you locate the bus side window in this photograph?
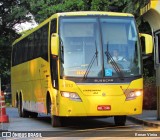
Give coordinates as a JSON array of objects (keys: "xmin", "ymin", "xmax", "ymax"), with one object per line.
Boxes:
[
  {"xmin": 23, "ymin": 39, "xmax": 28, "ymax": 62},
  {"xmin": 27, "ymin": 34, "xmax": 34, "ymax": 61},
  {"xmin": 50, "ymin": 19, "xmax": 58, "ymax": 89},
  {"xmin": 34, "ymin": 31, "xmax": 40, "ymax": 58},
  {"xmin": 20, "ymin": 40, "xmax": 25, "ymax": 63},
  {"xmin": 36, "ymin": 29, "xmax": 42, "ymax": 58},
  {"xmin": 12, "ymin": 45, "xmax": 17, "ymax": 66},
  {"xmin": 41, "ymin": 24, "xmax": 49, "ymax": 60},
  {"xmin": 16, "ymin": 44, "xmax": 21, "ymax": 64},
  {"xmin": 51, "ymin": 19, "xmax": 57, "ymax": 34},
  {"xmin": 51, "ymin": 57, "xmax": 58, "ymax": 89}
]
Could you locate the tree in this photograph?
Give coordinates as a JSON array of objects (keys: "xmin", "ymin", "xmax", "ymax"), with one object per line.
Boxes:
[
  {"xmin": 91, "ymin": 0, "xmax": 110, "ymax": 11},
  {"xmin": 25, "ymin": 0, "xmax": 86, "ymax": 23},
  {"xmin": 24, "ymin": 0, "xmax": 150, "ymax": 23},
  {"xmin": 0, "ymin": 0, "xmax": 31, "ymax": 85}
]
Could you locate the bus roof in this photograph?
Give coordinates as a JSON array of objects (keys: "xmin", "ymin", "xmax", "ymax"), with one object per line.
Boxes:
[
  {"xmin": 12, "ymin": 11, "xmax": 134, "ymax": 45},
  {"xmin": 54, "ymin": 11, "xmax": 133, "ymax": 17}
]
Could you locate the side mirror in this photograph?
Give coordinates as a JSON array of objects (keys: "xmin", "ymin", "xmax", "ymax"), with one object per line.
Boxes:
[
  {"xmin": 140, "ymin": 33, "xmax": 153, "ymax": 54},
  {"xmin": 51, "ymin": 33, "xmax": 59, "ymax": 55}
]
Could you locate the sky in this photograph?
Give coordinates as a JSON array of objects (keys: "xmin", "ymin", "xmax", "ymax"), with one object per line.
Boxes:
[
  {"xmin": 14, "ymin": 14, "xmax": 38, "ymax": 33},
  {"xmin": 14, "ymin": 21, "xmax": 38, "ymax": 33}
]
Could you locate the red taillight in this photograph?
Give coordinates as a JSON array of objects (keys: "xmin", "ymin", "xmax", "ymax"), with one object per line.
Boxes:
[{"xmin": 97, "ymin": 105, "xmax": 111, "ymax": 111}]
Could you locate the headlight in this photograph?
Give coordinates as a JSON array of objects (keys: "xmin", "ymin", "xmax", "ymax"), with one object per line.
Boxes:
[
  {"xmin": 125, "ymin": 89, "xmax": 143, "ymax": 101},
  {"xmin": 61, "ymin": 91, "xmax": 82, "ymax": 102}
]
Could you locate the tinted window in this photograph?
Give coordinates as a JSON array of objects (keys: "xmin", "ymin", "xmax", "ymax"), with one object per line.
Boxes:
[{"xmin": 12, "ymin": 23, "xmax": 49, "ymax": 66}]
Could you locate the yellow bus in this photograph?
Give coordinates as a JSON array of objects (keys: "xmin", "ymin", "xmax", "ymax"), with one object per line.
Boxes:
[{"xmin": 11, "ymin": 11, "xmax": 151, "ymax": 127}]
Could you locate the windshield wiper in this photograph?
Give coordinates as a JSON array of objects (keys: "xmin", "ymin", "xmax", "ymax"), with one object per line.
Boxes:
[
  {"xmin": 83, "ymin": 41, "xmax": 98, "ymax": 80},
  {"xmin": 60, "ymin": 37, "xmax": 64, "ymax": 63},
  {"xmin": 105, "ymin": 44, "xmax": 124, "ymax": 80}
]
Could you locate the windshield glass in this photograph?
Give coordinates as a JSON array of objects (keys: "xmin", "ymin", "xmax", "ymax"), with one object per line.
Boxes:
[
  {"xmin": 59, "ymin": 16, "xmax": 141, "ymax": 78},
  {"xmin": 101, "ymin": 17, "xmax": 141, "ymax": 77},
  {"xmin": 60, "ymin": 17, "xmax": 102, "ymax": 77}
]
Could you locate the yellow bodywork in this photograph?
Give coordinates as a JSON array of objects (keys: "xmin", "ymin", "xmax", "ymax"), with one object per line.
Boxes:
[
  {"xmin": 11, "ymin": 58, "xmax": 51, "ymax": 113},
  {"xmin": 56, "ymin": 78, "xmax": 143, "ymax": 117}
]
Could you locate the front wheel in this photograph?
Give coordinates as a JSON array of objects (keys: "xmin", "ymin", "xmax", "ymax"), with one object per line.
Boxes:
[
  {"xmin": 51, "ymin": 115, "xmax": 62, "ymax": 127},
  {"xmin": 114, "ymin": 115, "xmax": 126, "ymax": 126}
]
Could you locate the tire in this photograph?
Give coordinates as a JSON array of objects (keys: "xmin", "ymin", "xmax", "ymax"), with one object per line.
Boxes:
[
  {"xmin": 18, "ymin": 95, "xmax": 29, "ymax": 118},
  {"xmin": 51, "ymin": 115, "xmax": 62, "ymax": 127},
  {"xmin": 114, "ymin": 115, "xmax": 126, "ymax": 126},
  {"xmin": 29, "ymin": 112, "xmax": 38, "ymax": 118},
  {"xmin": 48, "ymin": 95, "xmax": 63, "ymax": 127},
  {"xmin": 18, "ymin": 96, "xmax": 22, "ymax": 117},
  {"xmin": 16, "ymin": 94, "xmax": 18, "ymax": 108},
  {"xmin": 47, "ymin": 96, "xmax": 51, "ymax": 114}
]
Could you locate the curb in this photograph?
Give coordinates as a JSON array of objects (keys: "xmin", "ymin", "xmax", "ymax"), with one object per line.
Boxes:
[{"xmin": 127, "ymin": 116, "xmax": 160, "ymax": 128}]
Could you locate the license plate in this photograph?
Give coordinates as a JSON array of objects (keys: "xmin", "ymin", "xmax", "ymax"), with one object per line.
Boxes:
[{"xmin": 97, "ymin": 105, "xmax": 111, "ymax": 111}]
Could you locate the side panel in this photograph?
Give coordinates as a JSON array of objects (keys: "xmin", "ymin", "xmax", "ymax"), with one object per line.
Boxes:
[
  {"xmin": 11, "ymin": 58, "xmax": 50, "ymax": 114},
  {"xmin": 11, "ymin": 20, "xmax": 56, "ymax": 114},
  {"xmin": 11, "ymin": 62, "xmax": 30, "ymax": 107}
]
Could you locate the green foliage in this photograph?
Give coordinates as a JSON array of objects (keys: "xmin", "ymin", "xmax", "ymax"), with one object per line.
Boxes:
[
  {"xmin": 143, "ymin": 68, "xmax": 157, "ymax": 110},
  {"xmin": 0, "ymin": 0, "xmax": 31, "ymax": 85},
  {"xmin": 23, "ymin": 0, "xmax": 150, "ymax": 23},
  {"xmin": 26, "ymin": 0, "xmax": 86, "ymax": 23},
  {"xmin": 91, "ymin": 0, "xmax": 110, "ymax": 11},
  {"xmin": 0, "ymin": 36, "xmax": 11, "ymax": 84},
  {"xmin": 0, "ymin": 0, "xmax": 31, "ymax": 32}
]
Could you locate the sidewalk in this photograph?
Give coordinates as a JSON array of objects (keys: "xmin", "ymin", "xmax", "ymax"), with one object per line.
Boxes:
[{"xmin": 127, "ymin": 110, "xmax": 160, "ymax": 128}]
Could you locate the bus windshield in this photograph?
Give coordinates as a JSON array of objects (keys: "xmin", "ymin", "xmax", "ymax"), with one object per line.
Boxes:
[{"xmin": 59, "ymin": 16, "xmax": 141, "ymax": 78}]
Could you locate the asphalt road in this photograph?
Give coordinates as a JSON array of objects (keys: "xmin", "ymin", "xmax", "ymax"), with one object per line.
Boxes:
[{"xmin": 0, "ymin": 107, "xmax": 160, "ymax": 139}]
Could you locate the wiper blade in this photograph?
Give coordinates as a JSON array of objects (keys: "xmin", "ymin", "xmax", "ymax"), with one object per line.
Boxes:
[
  {"xmin": 105, "ymin": 50, "xmax": 124, "ymax": 80},
  {"xmin": 83, "ymin": 41, "xmax": 98, "ymax": 80},
  {"xmin": 60, "ymin": 37, "xmax": 64, "ymax": 63},
  {"xmin": 95, "ymin": 41, "xmax": 98, "ymax": 66}
]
